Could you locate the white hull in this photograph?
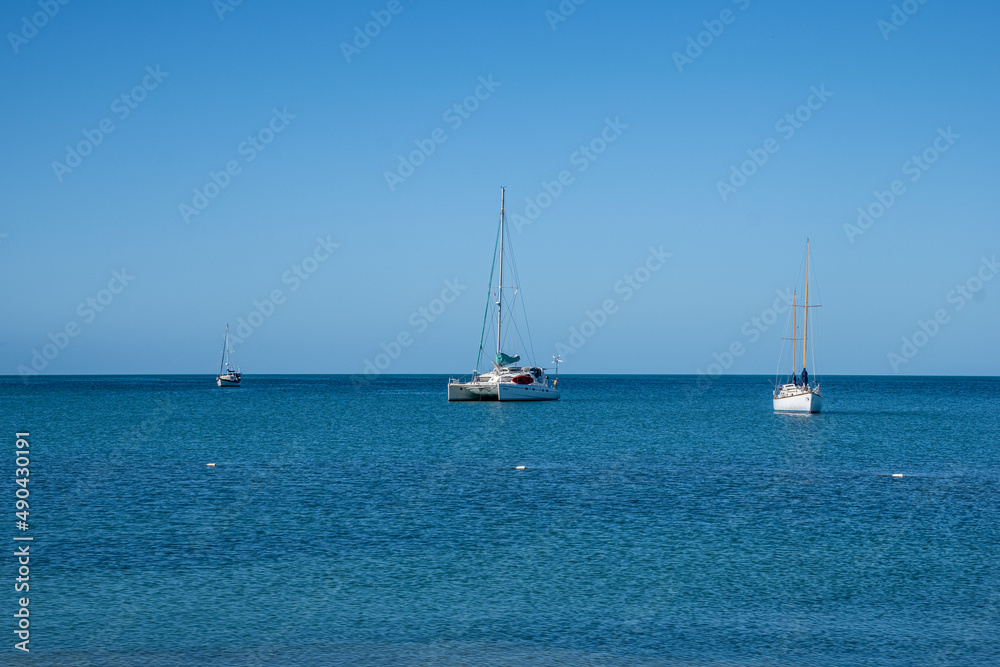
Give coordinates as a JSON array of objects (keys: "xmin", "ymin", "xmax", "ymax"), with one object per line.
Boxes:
[
  {"xmin": 447, "ymin": 382, "xmax": 496, "ymax": 401},
  {"xmin": 448, "ymin": 382, "xmax": 560, "ymax": 402},
  {"xmin": 773, "ymin": 387, "xmax": 821, "ymax": 413},
  {"xmin": 217, "ymin": 375, "xmax": 241, "ymax": 387},
  {"xmin": 498, "ymin": 382, "xmax": 559, "ymax": 401},
  {"xmin": 448, "ymin": 374, "xmax": 559, "ymax": 402}
]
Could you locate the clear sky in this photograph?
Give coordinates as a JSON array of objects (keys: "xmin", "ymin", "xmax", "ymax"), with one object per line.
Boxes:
[{"xmin": 2, "ymin": 0, "xmax": 998, "ymax": 377}]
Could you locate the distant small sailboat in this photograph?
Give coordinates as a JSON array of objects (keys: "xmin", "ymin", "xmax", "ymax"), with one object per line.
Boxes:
[
  {"xmin": 448, "ymin": 188, "xmax": 560, "ymax": 402},
  {"xmin": 773, "ymin": 240, "xmax": 822, "ymax": 413},
  {"xmin": 216, "ymin": 324, "xmax": 241, "ymax": 387}
]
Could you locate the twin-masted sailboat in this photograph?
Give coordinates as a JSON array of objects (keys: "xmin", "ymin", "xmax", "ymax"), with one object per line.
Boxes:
[
  {"xmin": 448, "ymin": 188, "xmax": 560, "ymax": 401},
  {"xmin": 217, "ymin": 324, "xmax": 242, "ymax": 387},
  {"xmin": 773, "ymin": 240, "xmax": 821, "ymax": 413}
]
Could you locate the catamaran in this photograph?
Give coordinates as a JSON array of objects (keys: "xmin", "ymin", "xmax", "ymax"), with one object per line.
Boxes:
[
  {"xmin": 217, "ymin": 324, "xmax": 241, "ymax": 387},
  {"xmin": 447, "ymin": 188, "xmax": 560, "ymax": 402},
  {"xmin": 773, "ymin": 240, "xmax": 822, "ymax": 413}
]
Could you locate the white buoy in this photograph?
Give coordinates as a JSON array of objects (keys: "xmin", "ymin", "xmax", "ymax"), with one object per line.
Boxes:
[
  {"xmin": 206, "ymin": 463, "xmax": 216, "ymax": 467},
  {"xmin": 515, "ymin": 466, "xmax": 526, "ymax": 470}
]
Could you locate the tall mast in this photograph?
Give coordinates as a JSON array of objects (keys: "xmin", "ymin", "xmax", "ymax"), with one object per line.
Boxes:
[
  {"xmin": 802, "ymin": 239, "xmax": 809, "ymax": 371},
  {"xmin": 220, "ymin": 324, "xmax": 229, "ymax": 374},
  {"xmin": 496, "ymin": 188, "xmax": 504, "ymax": 358},
  {"xmin": 792, "ymin": 291, "xmax": 797, "ymax": 377}
]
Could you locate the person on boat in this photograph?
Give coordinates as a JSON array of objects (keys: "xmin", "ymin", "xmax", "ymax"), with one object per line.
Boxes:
[{"xmin": 800, "ymin": 367, "xmax": 809, "ymax": 387}]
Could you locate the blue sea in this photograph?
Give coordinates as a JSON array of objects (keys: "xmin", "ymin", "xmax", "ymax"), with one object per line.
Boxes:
[{"xmin": 3, "ymin": 375, "xmax": 998, "ymax": 666}]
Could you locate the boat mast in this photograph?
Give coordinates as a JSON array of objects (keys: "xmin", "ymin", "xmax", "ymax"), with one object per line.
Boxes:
[
  {"xmin": 220, "ymin": 324, "xmax": 229, "ymax": 375},
  {"xmin": 496, "ymin": 187, "xmax": 504, "ymax": 360},
  {"xmin": 792, "ymin": 291, "xmax": 797, "ymax": 378},
  {"xmin": 803, "ymin": 239, "xmax": 809, "ymax": 374}
]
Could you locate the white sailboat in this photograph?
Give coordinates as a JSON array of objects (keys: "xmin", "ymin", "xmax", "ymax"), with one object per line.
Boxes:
[
  {"xmin": 216, "ymin": 324, "xmax": 242, "ymax": 387},
  {"xmin": 448, "ymin": 188, "xmax": 560, "ymax": 402},
  {"xmin": 773, "ymin": 240, "xmax": 822, "ymax": 413}
]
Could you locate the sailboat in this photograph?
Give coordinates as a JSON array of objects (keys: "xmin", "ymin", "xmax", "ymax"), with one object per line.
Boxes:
[
  {"xmin": 773, "ymin": 240, "xmax": 822, "ymax": 413},
  {"xmin": 447, "ymin": 188, "xmax": 560, "ymax": 402},
  {"xmin": 216, "ymin": 324, "xmax": 242, "ymax": 387}
]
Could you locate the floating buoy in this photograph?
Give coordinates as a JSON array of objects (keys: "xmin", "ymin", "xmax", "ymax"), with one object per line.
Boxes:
[
  {"xmin": 515, "ymin": 466, "xmax": 526, "ymax": 470},
  {"xmin": 206, "ymin": 463, "xmax": 216, "ymax": 467},
  {"xmin": 892, "ymin": 473, "xmax": 903, "ymax": 478}
]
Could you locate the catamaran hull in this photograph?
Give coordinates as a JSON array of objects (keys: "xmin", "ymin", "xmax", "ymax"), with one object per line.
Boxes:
[
  {"xmin": 498, "ymin": 383, "xmax": 559, "ymax": 401},
  {"xmin": 773, "ymin": 391, "xmax": 821, "ymax": 413},
  {"xmin": 448, "ymin": 382, "xmax": 559, "ymax": 402},
  {"xmin": 447, "ymin": 383, "xmax": 495, "ymax": 401}
]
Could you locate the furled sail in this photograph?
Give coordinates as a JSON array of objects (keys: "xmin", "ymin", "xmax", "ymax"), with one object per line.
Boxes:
[{"xmin": 495, "ymin": 352, "xmax": 520, "ymax": 367}]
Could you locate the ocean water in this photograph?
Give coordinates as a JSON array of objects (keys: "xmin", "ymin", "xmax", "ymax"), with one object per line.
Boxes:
[{"xmin": 2, "ymin": 375, "xmax": 998, "ymax": 666}]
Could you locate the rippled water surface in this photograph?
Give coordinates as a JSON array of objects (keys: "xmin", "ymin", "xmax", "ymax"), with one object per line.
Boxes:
[{"xmin": 3, "ymin": 375, "xmax": 999, "ymax": 666}]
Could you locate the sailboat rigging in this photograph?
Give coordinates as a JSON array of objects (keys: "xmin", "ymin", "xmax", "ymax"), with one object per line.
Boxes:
[
  {"xmin": 773, "ymin": 240, "xmax": 822, "ymax": 413},
  {"xmin": 216, "ymin": 324, "xmax": 242, "ymax": 387},
  {"xmin": 448, "ymin": 188, "xmax": 560, "ymax": 401}
]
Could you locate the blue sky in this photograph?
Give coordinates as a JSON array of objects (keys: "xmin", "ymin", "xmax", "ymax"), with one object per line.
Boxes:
[{"xmin": 1, "ymin": 0, "xmax": 997, "ymax": 376}]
